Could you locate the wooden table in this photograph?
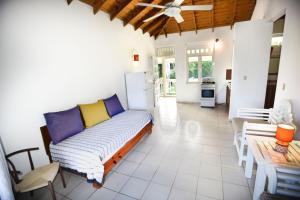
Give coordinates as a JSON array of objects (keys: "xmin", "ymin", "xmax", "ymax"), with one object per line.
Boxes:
[{"xmin": 245, "ymin": 135, "xmax": 300, "ymax": 200}]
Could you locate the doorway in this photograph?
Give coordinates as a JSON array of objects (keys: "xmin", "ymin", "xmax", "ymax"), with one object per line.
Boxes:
[
  {"xmin": 264, "ymin": 15, "xmax": 285, "ymax": 108},
  {"xmin": 157, "ymin": 57, "xmax": 176, "ymax": 97},
  {"xmin": 164, "ymin": 58, "xmax": 176, "ymax": 96}
]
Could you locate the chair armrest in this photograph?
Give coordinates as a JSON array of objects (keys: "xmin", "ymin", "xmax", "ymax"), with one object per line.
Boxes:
[
  {"xmin": 5, "ymin": 147, "xmax": 39, "ymax": 158},
  {"xmin": 6, "ymin": 147, "xmax": 39, "ymax": 174}
]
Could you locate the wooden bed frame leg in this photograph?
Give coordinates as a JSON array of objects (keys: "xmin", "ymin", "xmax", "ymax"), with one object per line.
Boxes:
[
  {"xmin": 92, "ymin": 181, "xmax": 102, "ymax": 189},
  {"xmin": 147, "ymin": 123, "xmax": 153, "ymax": 134},
  {"xmin": 59, "ymin": 166, "xmax": 66, "ymax": 188}
]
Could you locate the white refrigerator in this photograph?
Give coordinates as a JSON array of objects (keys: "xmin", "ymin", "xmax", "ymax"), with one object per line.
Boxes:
[{"xmin": 125, "ymin": 72, "xmax": 154, "ymax": 110}]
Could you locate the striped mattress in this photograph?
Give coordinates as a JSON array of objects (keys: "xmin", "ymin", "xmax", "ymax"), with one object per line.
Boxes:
[{"xmin": 49, "ymin": 110, "xmax": 153, "ymax": 183}]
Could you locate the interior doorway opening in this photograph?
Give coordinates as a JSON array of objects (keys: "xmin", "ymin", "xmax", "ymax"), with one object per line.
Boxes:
[
  {"xmin": 160, "ymin": 57, "xmax": 176, "ymax": 96},
  {"xmin": 155, "ymin": 47, "xmax": 176, "ymax": 97},
  {"xmin": 264, "ymin": 15, "xmax": 285, "ymax": 108}
]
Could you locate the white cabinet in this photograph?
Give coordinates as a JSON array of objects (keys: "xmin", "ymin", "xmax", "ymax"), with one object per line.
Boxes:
[{"xmin": 125, "ymin": 72, "xmax": 154, "ymax": 110}]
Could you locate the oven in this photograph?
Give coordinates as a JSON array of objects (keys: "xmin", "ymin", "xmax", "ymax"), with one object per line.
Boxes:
[
  {"xmin": 201, "ymin": 83, "xmax": 216, "ymax": 107},
  {"xmin": 202, "ymin": 88, "xmax": 215, "ymax": 98}
]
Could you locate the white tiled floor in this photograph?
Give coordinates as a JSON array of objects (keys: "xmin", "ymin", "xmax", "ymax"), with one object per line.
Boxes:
[{"xmin": 19, "ymin": 97, "xmax": 254, "ymax": 200}]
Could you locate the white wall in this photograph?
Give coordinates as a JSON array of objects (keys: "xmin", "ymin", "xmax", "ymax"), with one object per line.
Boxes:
[
  {"xmin": 252, "ymin": 0, "xmax": 300, "ymax": 139},
  {"xmin": 155, "ymin": 27, "xmax": 233, "ymax": 104},
  {"xmin": 229, "ymin": 20, "xmax": 273, "ymax": 119},
  {"xmin": 0, "ymin": 0, "xmax": 155, "ymax": 173}
]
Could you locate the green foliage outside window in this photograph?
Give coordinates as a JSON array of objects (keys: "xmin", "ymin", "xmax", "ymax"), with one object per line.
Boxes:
[
  {"xmin": 169, "ymin": 63, "xmax": 176, "ymax": 79},
  {"xmin": 158, "ymin": 64, "xmax": 163, "ymax": 78},
  {"xmin": 188, "ymin": 61, "xmax": 198, "ymax": 79},
  {"xmin": 202, "ymin": 61, "xmax": 213, "ymax": 77}
]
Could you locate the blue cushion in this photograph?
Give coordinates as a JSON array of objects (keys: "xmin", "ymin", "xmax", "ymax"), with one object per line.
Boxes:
[
  {"xmin": 103, "ymin": 94, "xmax": 125, "ymax": 117},
  {"xmin": 44, "ymin": 106, "xmax": 84, "ymax": 144}
]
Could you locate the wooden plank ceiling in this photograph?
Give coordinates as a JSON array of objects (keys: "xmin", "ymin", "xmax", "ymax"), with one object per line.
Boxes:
[{"xmin": 68, "ymin": 0, "xmax": 256, "ymax": 39}]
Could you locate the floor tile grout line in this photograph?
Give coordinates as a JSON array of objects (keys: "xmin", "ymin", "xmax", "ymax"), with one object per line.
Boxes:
[
  {"xmin": 113, "ymin": 137, "xmax": 165, "ymax": 199},
  {"xmin": 129, "ymin": 142, "xmax": 161, "ymax": 199},
  {"xmin": 164, "ymin": 150, "xmax": 188, "ymax": 200},
  {"xmin": 57, "ymin": 174, "xmax": 84, "ymax": 198},
  {"xmin": 85, "ymin": 185, "xmax": 97, "ymax": 200}
]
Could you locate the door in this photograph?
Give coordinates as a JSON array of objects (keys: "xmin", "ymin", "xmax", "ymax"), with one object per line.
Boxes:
[
  {"xmin": 164, "ymin": 58, "xmax": 176, "ymax": 96},
  {"xmin": 264, "ymin": 15, "xmax": 285, "ymax": 108},
  {"xmin": 152, "ymin": 56, "xmax": 160, "ymax": 107},
  {"xmin": 229, "ymin": 20, "xmax": 273, "ymax": 119}
]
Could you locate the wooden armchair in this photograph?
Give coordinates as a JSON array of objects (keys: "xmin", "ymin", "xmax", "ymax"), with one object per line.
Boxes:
[{"xmin": 5, "ymin": 147, "xmax": 66, "ymax": 200}]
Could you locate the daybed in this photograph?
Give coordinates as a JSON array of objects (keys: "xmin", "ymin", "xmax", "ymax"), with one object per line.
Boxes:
[{"xmin": 41, "ymin": 109, "xmax": 153, "ymax": 188}]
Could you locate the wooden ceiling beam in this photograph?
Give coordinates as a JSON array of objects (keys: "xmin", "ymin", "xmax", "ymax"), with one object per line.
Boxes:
[
  {"xmin": 163, "ymin": 28, "xmax": 167, "ymax": 38},
  {"xmin": 110, "ymin": 0, "xmax": 133, "ymax": 21},
  {"xmin": 134, "ymin": 0, "xmax": 170, "ymax": 30},
  {"xmin": 150, "ymin": 17, "xmax": 169, "ymax": 37},
  {"xmin": 191, "ymin": 0, "xmax": 198, "ymax": 34},
  {"xmin": 109, "ymin": 0, "xmax": 133, "ymax": 21},
  {"xmin": 176, "ymin": 22, "xmax": 182, "ymax": 36},
  {"xmin": 143, "ymin": 15, "xmax": 167, "ymax": 34},
  {"xmin": 211, "ymin": 0, "xmax": 215, "ymax": 32},
  {"xmin": 93, "ymin": 0, "xmax": 108, "ymax": 14},
  {"xmin": 123, "ymin": 0, "xmax": 156, "ymax": 27},
  {"xmin": 72, "ymin": 0, "xmax": 256, "ymax": 37},
  {"xmin": 231, "ymin": 0, "xmax": 237, "ymax": 29},
  {"xmin": 155, "ymin": 17, "xmax": 171, "ymax": 39},
  {"xmin": 150, "ymin": 26, "xmax": 162, "ymax": 37},
  {"xmin": 134, "ymin": 8, "xmax": 161, "ymax": 30}
]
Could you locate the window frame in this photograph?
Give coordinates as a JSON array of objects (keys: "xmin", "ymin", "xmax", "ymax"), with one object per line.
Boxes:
[{"xmin": 186, "ymin": 53, "xmax": 214, "ymax": 84}]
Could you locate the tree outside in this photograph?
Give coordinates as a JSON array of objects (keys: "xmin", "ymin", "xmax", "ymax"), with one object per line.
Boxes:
[
  {"xmin": 202, "ymin": 60, "xmax": 213, "ymax": 77},
  {"xmin": 169, "ymin": 63, "xmax": 176, "ymax": 79},
  {"xmin": 189, "ymin": 61, "xmax": 198, "ymax": 79}
]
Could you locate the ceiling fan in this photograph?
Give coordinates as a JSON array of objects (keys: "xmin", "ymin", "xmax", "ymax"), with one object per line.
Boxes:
[{"xmin": 137, "ymin": 0, "xmax": 213, "ymax": 23}]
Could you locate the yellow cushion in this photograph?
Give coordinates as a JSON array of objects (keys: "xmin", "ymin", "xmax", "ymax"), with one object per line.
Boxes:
[{"xmin": 79, "ymin": 100, "xmax": 110, "ymax": 128}]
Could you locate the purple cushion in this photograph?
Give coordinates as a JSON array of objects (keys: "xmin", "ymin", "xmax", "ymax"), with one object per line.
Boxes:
[
  {"xmin": 44, "ymin": 106, "xmax": 84, "ymax": 144},
  {"xmin": 103, "ymin": 94, "xmax": 125, "ymax": 117}
]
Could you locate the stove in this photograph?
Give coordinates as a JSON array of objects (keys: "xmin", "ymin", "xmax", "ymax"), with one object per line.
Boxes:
[{"xmin": 201, "ymin": 78, "xmax": 216, "ymax": 107}]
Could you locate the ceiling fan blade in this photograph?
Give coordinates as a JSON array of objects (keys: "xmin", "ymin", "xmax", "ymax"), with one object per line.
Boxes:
[
  {"xmin": 143, "ymin": 11, "xmax": 165, "ymax": 22},
  {"xmin": 181, "ymin": 5, "xmax": 213, "ymax": 11},
  {"xmin": 136, "ymin": 3, "xmax": 165, "ymax": 9},
  {"xmin": 173, "ymin": 0, "xmax": 185, "ymax": 6},
  {"xmin": 174, "ymin": 13, "xmax": 184, "ymax": 23}
]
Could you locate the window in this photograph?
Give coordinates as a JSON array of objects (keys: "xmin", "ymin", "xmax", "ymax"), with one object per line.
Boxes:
[
  {"xmin": 169, "ymin": 62, "xmax": 176, "ymax": 79},
  {"xmin": 188, "ymin": 57, "xmax": 199, "ymax": 82},
  {"xmin": 187, "ymin": 55, "xmax": 213, "ymax": 82},
  {"xmin": 158, "ymin": 64, "xmax": 163, "ymax": 78},
  {"xmin": 201, "ymin": 56, "xmax": 213, "ymax": 78}
]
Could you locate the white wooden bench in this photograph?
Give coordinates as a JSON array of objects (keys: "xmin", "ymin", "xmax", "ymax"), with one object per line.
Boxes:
[{"xmin": 232, "ymin": 108, "xmax": 272, "ymax": 166}]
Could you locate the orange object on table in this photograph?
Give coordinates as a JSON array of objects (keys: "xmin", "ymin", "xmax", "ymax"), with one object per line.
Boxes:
[{"xmin": 276, "ymin": 124, "xmax": 295, "ymax": 147}]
